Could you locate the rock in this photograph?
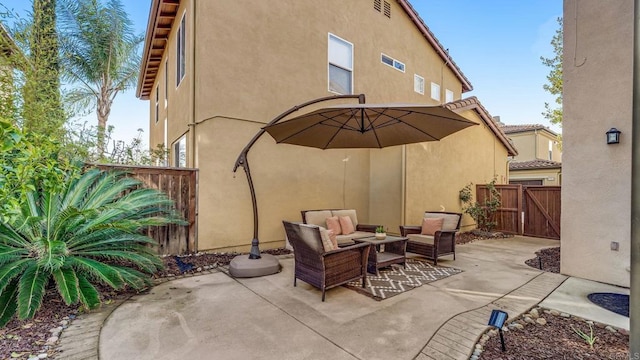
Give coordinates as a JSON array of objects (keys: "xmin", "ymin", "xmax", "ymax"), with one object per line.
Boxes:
[
  {"xmin": 560, "ymin": 312, "xmax": 571, "ymax": 318},
  {"xmin": 536, "ymin": 318, "xmax": 547, "ymax": 325},
  {"xmin": 197, "ymin": 267, "xmax": 202, "ymax": 272},
  {"xmin": 45, "ymin": 336, "xmax": 58, "ymax": 345},
  {"xmin": 549, "ymin": 310, "xmax": 560, "ymax": 316},
  {"xmin": 470, "ymin": 356, "xmax": 479, "ymax": 360},
  {"xmin": 475, "ymin": 344, "xmax": 482, "ymax": 350},
  {"xmin": 473, "ymin": 349, "xmax": 482, "ymax": 357},
  {"xmin": 605, "ymin": 326, "xmax": 617, "ymax": 333},
  {"xmin": 49, "ymin": 327, "xmax": 62, "ymax": 334},
  {"xmin": 59, "ymin": 320, "xmax": 69, "ymax": 326},
  {"xmin": 509, "ymin": 323, "xmax": 525, "ymax": 330},
  {"xmin": 524, "ymin": 316, "xmax": 535, "ymax": 324},
  {"xmin": 38, "ymin": 354, "xmax": 48, "ymax": 359},
  {"xmin": 481, "ymin": 334, "xmax": 490, "ymax": 343},
  {"xmin": 530, "ymin": 308, "xmax": 539, "ymax": 318},
  {"xmin": 488, "ymin": 329, "xmax": 498, "ymax": 337}
]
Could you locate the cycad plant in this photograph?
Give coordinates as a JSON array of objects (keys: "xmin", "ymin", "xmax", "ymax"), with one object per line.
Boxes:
[{"xmin": 0, "ymin": 168, "xmax": 186, "ymax": 326}]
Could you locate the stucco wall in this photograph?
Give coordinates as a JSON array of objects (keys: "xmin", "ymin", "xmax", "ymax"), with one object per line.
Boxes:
[
  {"xmin": 509, "ymin": 168, "xmax": 561, "ymax": 186},
  {"xmin": 508, "ymin": 131, "xmax": 562, "ymax": 162},
  {"xmin": 509, "ymin": 133, "xmax": 537, "ymax": 160},
  {"xmin": 562, "ymin": 0, "xmax": 632, "ymax": 287}
]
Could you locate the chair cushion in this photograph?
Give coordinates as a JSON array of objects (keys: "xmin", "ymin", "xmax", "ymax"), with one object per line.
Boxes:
[
  {"xmin": 339, "ymin": 215, "xmax": 355, "ymax": 235},
  {"xmin": 332, "ymin": 209, "xmax": 358, "ymax": 227},
  {"xmin": 408, "ymin": 233, "xmax": 435, "ymax": 245},
  {"xmin": 326, "ymin": 216, "xmax": 342, "ymax": 235},
  {"xmin": 424, "ymin": 212, "xmax": 460, "ymax": 231},
  {"xmin": 421, "ymin": 217, "xmax": 444, "ymax": 236},
  {"xmin": 319, "ymin": 227, "xmax": 336, "ymax": 252},
  {"xmin": 304, "ymin": 210, "xmax": 333, "ymax": 227}
]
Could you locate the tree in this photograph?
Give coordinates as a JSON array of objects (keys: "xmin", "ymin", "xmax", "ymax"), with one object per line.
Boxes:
[
  {"xmin": 58, "ymin": 0, "xmax": 143, "ymax": 155},
  {"xmin": 22, "ymin": 0, "xmax": 65, "ymax": 137},
  {"xmin": 541, "ymin": 17, "xmax": 563, "ymax": 127}
]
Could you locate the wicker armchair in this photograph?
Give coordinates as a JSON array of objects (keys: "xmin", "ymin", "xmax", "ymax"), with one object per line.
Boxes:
[
  {"xmin": 283, "ymin": 221, "xmax": 370, "ymax": 301},
  {"xmin": 399, "ymin": 211, "xmax": 462, "ymax": 265}
]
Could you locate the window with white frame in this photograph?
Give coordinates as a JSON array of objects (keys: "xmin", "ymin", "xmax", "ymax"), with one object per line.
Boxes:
[
  {"xmin": 381, "ymin": 53, "xmax": 405, "ymax": 72},
  {"xmin": 445, "ymin": 89, "xmax": 454, "ymax": 103},
  {"xmin": 164, "ymin": 60, "xmax": 168, "ymax": 108},
  {"xmin": 328, "ymin": 34, "xmax": 353, "ymax": 94},
  {"xmin": 548, "ymin": 140, "xmax": 553, "ymax": 160},
  {"xmin": 176, "ymin": 14, "xmax": 186, "ymax": 86},
  {"xmin": 430, "ymin": 82, "xmax": 441, "ymax": 101},
  {"xmin": 173, "ymin": 136, "xmax": 187, "ymax": 167},
  {"xmin": 155, "ymin": 86, "xmax": 159, "ymax": 123},
  {"xmin": 163, "ymin": 118, "xmax": 168, "ymax": 166},
  {"xmin": 414, "ymin": 74, "xmax": 424, "ymax": 94}
]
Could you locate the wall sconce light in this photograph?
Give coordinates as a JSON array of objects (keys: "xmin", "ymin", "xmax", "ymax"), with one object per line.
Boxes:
[
  {"xmin": 488, "ymin": 309, "xmax": 509, "ymax": 352},
  {"xmin": 606, "ymin": 128, "xmax": 621, "ymax": 144}
]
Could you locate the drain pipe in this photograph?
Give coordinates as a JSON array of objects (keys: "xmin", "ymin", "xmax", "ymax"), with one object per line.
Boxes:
[{"xmin": 631, "ymin": 0, "xmax": 639, "ymax": 355}]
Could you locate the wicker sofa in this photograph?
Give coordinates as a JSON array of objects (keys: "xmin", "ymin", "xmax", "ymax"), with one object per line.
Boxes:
[
  {"xmin": 283, "ymin": 221, "xmax": 370, "ymax": 301},
  {"xmin": 301, "ymin": 209, "xmax": 379, "ymax": 247},
  {"xmin": 399, "ymin": 211, "xmax": 462, "ymax": 265}
]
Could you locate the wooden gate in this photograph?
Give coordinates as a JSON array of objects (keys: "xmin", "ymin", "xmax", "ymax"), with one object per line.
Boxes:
[
  {"xmin": 96, "ymin": 164, "xmax": 198, "ymax": 255},
  {"xmin": 477, "ymin": 184, "xmax": 561, "ymax": 240}
]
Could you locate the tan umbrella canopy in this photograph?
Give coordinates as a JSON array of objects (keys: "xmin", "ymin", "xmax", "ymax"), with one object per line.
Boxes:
[{"xmin": 263, "ymin": 103, "xmax": 478, "ymax": 149}]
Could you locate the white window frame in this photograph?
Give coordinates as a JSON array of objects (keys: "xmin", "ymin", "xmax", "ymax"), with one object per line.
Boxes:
[
  {"xmin": 328, "ymin": 33, "xmax": 353, "ymax": 95},
  {"xmin": 154, "ymin": 85, "xmax": 159, "ymax": 123},
  {"xmin": 548, "ymin": 140, "xmax": 553, "ymax": 160},
  {"xmin": 173, "ymin": 135, "xmax": 187, "ymax": 168},
  {"xmin": 414, "ymin": 74, "xmax": 424, "ymax": 95},
  {"xmin": 381, "ymin": 53, "xmax": 405, "ymax": 72},
  {"xmin": 163, "ymin": 118, "xmax": 168, "ymax": 166},
  {"xmin": 176, "ymin": 13, "xmax": 186, "ymax": 87},
  {"xmin": 430, "ymin": 82, "xmax": 441, "ymax": 101},
  {"xmin": 445, "ymin": 89, "xmax": 454, "ymax": 103},
  {"xmin": 164, "ymin": 60, "xmax": 168, "ymax": 108}
]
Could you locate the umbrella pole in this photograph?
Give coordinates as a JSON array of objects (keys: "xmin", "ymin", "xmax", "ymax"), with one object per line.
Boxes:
[{"xmin": 230, "ymin": 94, "xmax": 365, "ymax": 277}]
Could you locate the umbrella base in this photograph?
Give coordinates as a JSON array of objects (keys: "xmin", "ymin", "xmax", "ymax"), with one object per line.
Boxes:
[{"xmin": 229, "ymin": 254, "xmax": 281, "ymax": 278}]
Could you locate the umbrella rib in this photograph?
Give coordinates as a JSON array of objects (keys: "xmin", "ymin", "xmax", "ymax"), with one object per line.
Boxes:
[{"xmin": 323, "ymin": 109, "xmax": 360, "ymax": 149}]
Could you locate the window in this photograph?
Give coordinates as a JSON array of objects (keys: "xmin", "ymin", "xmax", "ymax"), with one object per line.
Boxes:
[
  {"xmin": 445, "ymin": 89, "xmax": 454, "ymax": 103},
  {"xmin": 163, "ymin": 118, "xmax": 168, "ymax": 166},
  {"xmin": 176, "ymin": 14, "xmax": 186, "ymax": 86},
  {"xmin": 430, "ymin": 82, "xmax": 441, "ymax": 101},
  {"xmin": 164, "ymin": 60, "xmax": 168, "ymax": 108},
  {"xmin": 328, "ymin": 33, "xmax": 353, "ymax": 94},
  {"xmin": 414, "ymin": 74, "xmax": 424, "ymax": 95},
  {"xmin": 173, "ymin": 136, "xmax": 187, "ymax": 167},
  {"xmin": 155, "ymin": 86, "xmax": 159, "ymax": 123},
  {"xmin": 548, "ymin": 140, "xmax": 553, "ymax": 160},
  {"xmin": 381, "ymin": 53, "xmax": 405, "ymax": 72}
]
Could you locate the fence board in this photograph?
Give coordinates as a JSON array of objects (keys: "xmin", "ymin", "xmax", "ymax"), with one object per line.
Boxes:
[
  {"xmin": 95, "ymin": 164, "xmax": 198, "ymax": 255},
  {"xmin": 476, "ymin": 184, "xmax": 521, "ymax": 234}
]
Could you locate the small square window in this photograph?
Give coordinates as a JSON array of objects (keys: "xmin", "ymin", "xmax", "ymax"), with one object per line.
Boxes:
[
  {"xmin": 381, "ymin": 53, "xmax": 404, "ymax": 73},
  {"xmin": 445, "ymin": 89, "xmax": 454, "ymax": 103},
  {"xmin": 431, "ymin": 82, "xmax": 441, "ymax": 101},
  {"xmin": 381, "ymin": 54, "xmax": 393, "ymax": 66},
  {"xmin": 393, "ymin": 60, "xmax": 405, "ymax": 72},
  {"xmin": 414, "ymin": 75, "xmax": 424, "ymax": 95}
]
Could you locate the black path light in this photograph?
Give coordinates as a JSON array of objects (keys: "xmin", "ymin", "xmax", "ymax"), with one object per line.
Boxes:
[
  {"xmin": 606, "ymin": 127, "xmax": 621, "ymax": 144},
  {"xmin": 488, "ymin": 309, "xmax": 509, "ymax": 352}
]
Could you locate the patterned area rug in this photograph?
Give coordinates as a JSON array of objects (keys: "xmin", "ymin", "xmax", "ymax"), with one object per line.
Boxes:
[{"xmin": 344, "ymin": 258, "xmax": 463, "ymax": 300}]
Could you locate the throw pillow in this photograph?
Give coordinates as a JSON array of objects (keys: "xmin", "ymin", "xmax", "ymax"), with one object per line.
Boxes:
[
  {"xmin": 319, "ymin": 227, "xmax": 335, "ymax": 252},
  {"xmin": 421, "ymin": 217, "xmax": 444, "ymax": 236},
  {"xmin": 327, "ymin": 229, "xmax": 338, "ymax": 249},
  {"xmin": 326, "ymin": 216, "xmax": 342, "ymax": 235},
  {"xmin": 339, "ymin": 215, "xmax": 355, "ymax": 235}
]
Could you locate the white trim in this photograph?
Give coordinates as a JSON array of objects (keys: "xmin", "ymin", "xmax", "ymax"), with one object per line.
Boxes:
[
  {"xmin": 445, "ymin": 89, "xmax": 454, "ymax": 103},
  {"xmin": 381, "ymin": 53, "xmax": 405, "ymax": 73},
  {"xmin": 328, "ymin": 33, "xmax": 354, "ymax": 94},
  {"xmin": 413, "ymin": 74, "xmax": 424, "ymax": 95},
  {"xmin": 430, "ymin": 82, "xmax": 440, "ymax": 101},
  {"xmin": 164, "ymin": 60, "xmax": 168, "ymax": 108},
  {"xmin": 176, "ymin": 11, "xmax": 186, "ymax": 88}
]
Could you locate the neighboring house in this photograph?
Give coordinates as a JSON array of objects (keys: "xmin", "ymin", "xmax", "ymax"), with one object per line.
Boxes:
[
  {"xmin": 137, "ymin": 0, "xmax": 517, "ymax": 252},
  {"xmin": 500, "ymin": 124, "xmax": 562, "ymax": 185},
  {"xmin": 563, "ymin": 0, "xmax": 630, "ymax": 288},
  {"xmin": 0, "ymin": 23, "xmax": 20, "ymax": 120}
]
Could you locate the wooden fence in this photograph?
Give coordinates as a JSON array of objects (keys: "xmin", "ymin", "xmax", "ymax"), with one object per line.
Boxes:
[
  {"xmin": 476, "ymin": 184, "xmax": 561, "ymax": 240},
  {"xmin": 96, "ymin": 164, "xmax": 198, "ymax": 255}
]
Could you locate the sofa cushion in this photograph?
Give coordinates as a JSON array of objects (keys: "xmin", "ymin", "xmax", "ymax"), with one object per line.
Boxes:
[
  {"xmin": 408, "ymin": 233, "xmax": 435, "ymax": 245},
  {"xmin": 339, "ymin": 215, "xmax": 355, "ymax": 235},
  {"xmin": 421, "ymin": 217, "xmax": 444, "ymax": 236},
  {"xmin": 424, "ymin": 212, "xmax": 460, "ymax": 231},
  {"xmin": 305, "ymin": 210, "xmax": 333, "ymax": 227},
  {"xmin": 332, "ymin": 209, "xmax": 358, "ymax": 227},
  {"xmin": 326, "ymin": 216, "xmax": 342, "ymax": 235},
  {"xmin": 319, "ymin": 227, "xmax": 335, "ymax": 252}
]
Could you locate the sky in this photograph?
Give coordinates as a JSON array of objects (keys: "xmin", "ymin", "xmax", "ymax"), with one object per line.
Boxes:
[{"xmin": 0, "ymin": 0, "xmax": 562, "ymax": 144}]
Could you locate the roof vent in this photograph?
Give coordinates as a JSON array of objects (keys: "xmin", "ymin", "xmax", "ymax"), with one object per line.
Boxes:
[
  {"xmin": 384, "ymin": 1, "xmax": 391, "ymax": 18},
  {"xmin": 374, "ymin": 0, "xmax": 381, "ymax": 12}
]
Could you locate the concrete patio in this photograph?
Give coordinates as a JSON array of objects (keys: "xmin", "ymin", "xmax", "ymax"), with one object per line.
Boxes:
[{"xmin": 55, "ymin": 236, "xmax": 626, "ymax": 360}]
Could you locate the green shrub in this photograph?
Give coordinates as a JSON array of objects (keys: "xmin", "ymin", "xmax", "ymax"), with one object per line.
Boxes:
[
  {"xmin": 459, "ymin": 178, "xmax": 501, "ymax": 232},
  {"xmin": 0, "ymin": 168, "xmax": 186, "ymax": 327}
]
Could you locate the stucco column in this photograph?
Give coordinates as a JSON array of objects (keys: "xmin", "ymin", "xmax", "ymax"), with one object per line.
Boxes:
[{"xmin": 632, "ymin": 0, "xmax": 640, "ymax": 356}]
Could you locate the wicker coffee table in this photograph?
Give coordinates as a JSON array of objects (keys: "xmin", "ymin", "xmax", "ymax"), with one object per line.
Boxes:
[{"xmin": 353, "ymin": 235, "xmax": 408, "ymax": 275}]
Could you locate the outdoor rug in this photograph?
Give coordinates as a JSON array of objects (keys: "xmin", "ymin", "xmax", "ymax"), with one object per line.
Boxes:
[{"xmin": 344, "ymin": 258, "xmax": 463, "ymax": 301}]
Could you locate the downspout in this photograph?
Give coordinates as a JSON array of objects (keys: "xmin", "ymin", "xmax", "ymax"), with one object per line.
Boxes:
[
  {"xmin": 630, "ymin": 0, "xmax": 639, "ymax": 355},
  {"xmin": 188, "ymin": 0, "xmax": 197, "ymax": 167}
]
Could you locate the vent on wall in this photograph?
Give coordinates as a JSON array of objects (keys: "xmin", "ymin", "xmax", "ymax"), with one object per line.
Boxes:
[
  {"xmin": 384, "ymin": 1, "xmax": 391, "ymax": 18},
  {"xmin": 374, "ymin": 0, "xmax": 381, "ymax": 12}
]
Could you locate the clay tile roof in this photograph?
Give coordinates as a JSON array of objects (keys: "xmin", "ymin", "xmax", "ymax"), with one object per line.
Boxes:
[
  {"xmin": 501, "ymin": 124, "xmax": 558, "ymax": 136},
  {"xmin": 509, "ymin": 159, "xmax": 562, "ymax": 170},
  {"xmin": 445, "ymin": 96, "xmax": 518, "ymax": 156}
]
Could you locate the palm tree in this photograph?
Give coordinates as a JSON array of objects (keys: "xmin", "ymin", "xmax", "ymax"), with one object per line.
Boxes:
[
  {"xmin": 0, "ymin": 168, "xmax": 186, "ymax": 327},
  {"xmin": 58, "ymin": 0, "xmax": 143, "ymax": 155}
]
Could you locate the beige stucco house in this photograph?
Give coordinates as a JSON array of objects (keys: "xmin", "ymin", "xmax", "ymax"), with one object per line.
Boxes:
[
  {"xmin": 562, "ymin": 0, "xmax": 630, "ymax": 287},
  {"xmin": 137, "ymin": 0, "xmax": 517, "ymax": 252},
  {"xmin": 500, "ymin": 124, "xmax": 562, "ymax": 186}
]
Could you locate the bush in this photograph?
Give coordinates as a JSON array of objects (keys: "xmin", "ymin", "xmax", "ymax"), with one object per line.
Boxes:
[
  {"xmin": 459, "ymin": 178, "xmax": 501, "ymax": 232},
  {"xmin": 0, "ymin": 168, "xmax": 187, "ymax": 327}
]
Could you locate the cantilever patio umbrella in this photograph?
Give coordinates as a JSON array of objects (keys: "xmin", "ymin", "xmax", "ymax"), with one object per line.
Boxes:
[
  {"xmin": 230, "ymin": 94, "xmax": 477, "ymax": 278},
  {"xmin": 263, "ymin": 103, "xmax": 477, "ymax": 149}
]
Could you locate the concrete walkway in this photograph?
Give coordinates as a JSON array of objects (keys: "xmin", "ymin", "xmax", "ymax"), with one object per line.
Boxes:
[{"xmin": 55, "ymin": 236, "xmax": 602, "ymax": 360}]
